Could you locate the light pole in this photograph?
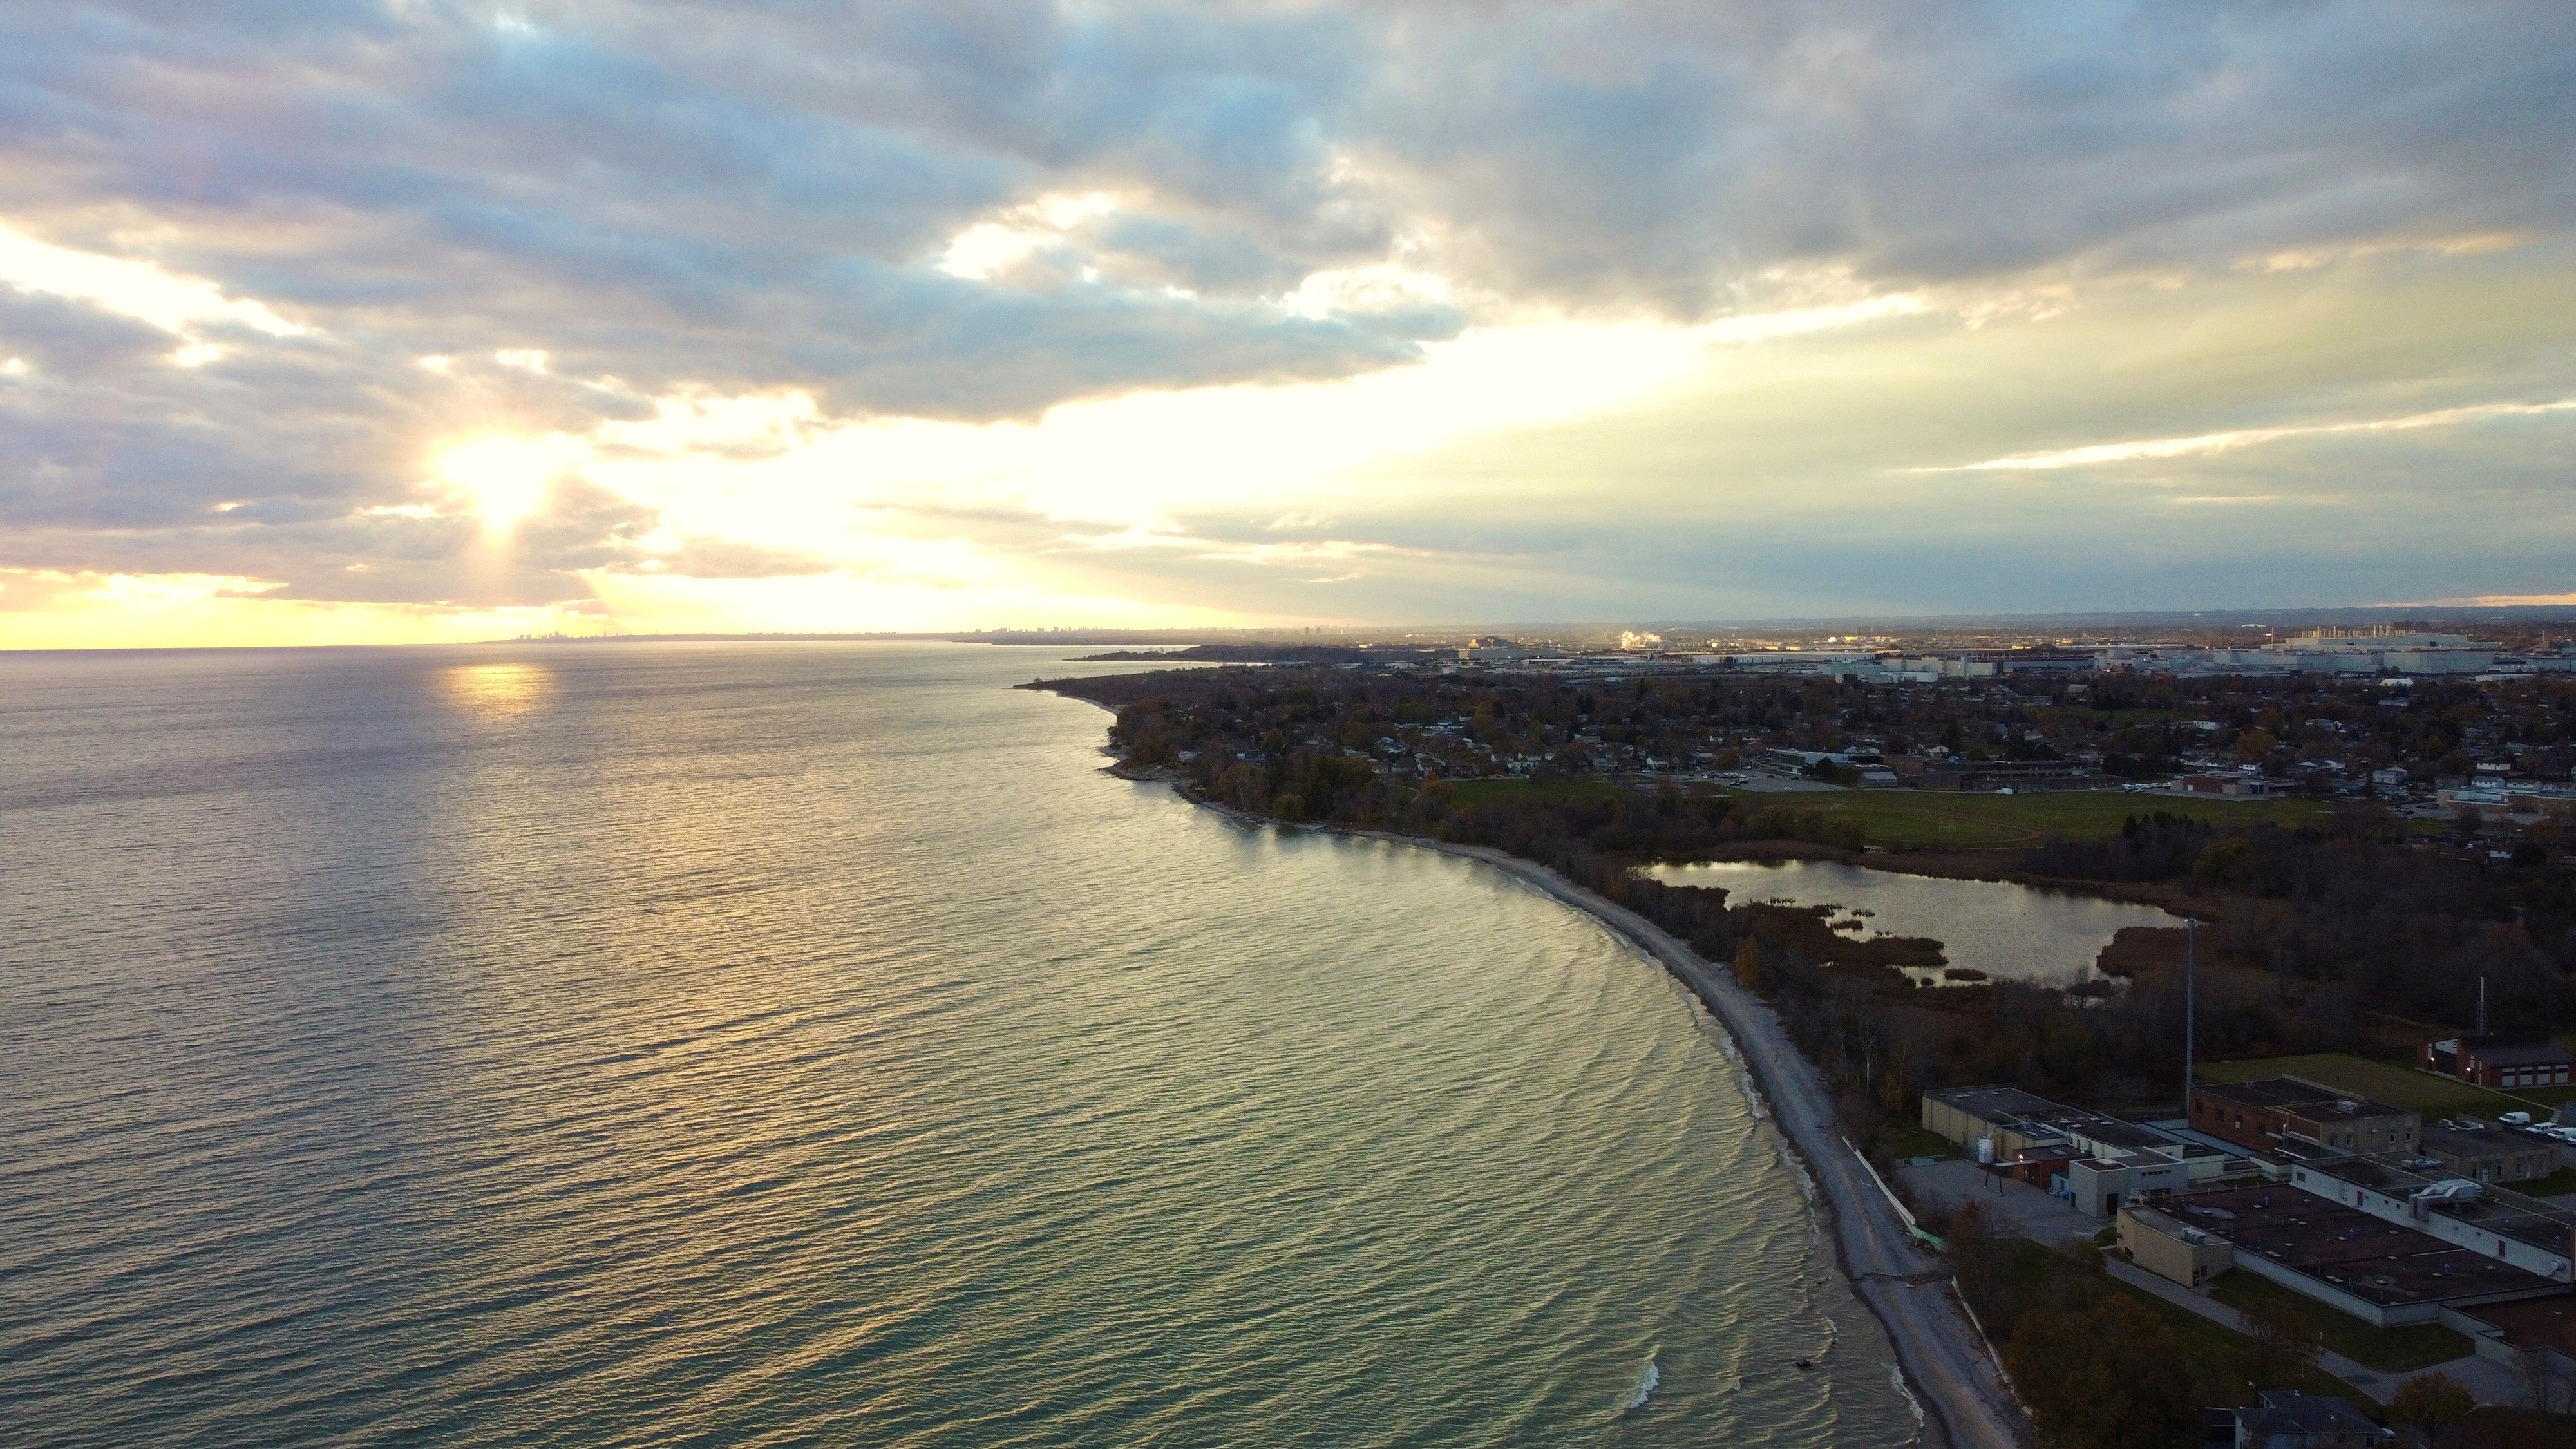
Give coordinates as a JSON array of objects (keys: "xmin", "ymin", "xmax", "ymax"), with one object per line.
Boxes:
[{"xmin": 2184, "ymin": 918, "xmax": 2199, "ymax": 1113}]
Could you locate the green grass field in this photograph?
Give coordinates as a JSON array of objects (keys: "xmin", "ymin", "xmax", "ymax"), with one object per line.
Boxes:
[
  {"xmin": 1874, "ymin": 1121, "xmax": 1958, "ymax": 1162},
  {"xmin": 2207, "ymin": 1270, "xmax": 2470, "ymax": 1372},
  {"xmin": 2098, "ymin": 1272, "xmax": 2375, "ymax": 1407},
  {"xmin": 2197, "ymin": 1053, "xmax": 2535, "ymax": 1117},
  {"xmin": 1731, "ymin": 788, "xmax": 2337, "ymax": 851}
]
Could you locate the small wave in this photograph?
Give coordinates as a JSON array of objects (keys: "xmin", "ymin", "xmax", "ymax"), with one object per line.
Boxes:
[
  {"xmin": 1620, "ymin": 1353, "xmax": 1661, "ymax": 1412},
  {"xmin": 1888, "ymin": 1362, "xmax": 1927, "ymax": 1437}
]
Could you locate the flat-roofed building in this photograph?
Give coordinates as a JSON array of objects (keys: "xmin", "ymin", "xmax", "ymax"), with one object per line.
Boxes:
[
  {"xmin": 1922, "ymin": 1085, "xmax": 2230, "ymax": 1215},
  {"xmin": 2420, "ymin": 1122, "xmax": 2558, "ymax": 1185},
  {"xmin": 2420, "ymin": 1034, "xmax": 2576, "ymax": 1090},
  {"xmin": 2289, "ymin": 1157, "xmax": 2576, "ymax": 1284},
  {"xmin": 2117, "ymin": 1201, "xmax": 2233, "ymax": 1289},
  {"xmin": 2186, "ymin": 1077, "xmax": 2418, "ymax": 1157},
  {"xmin": 2159, "ymin": 1182, "xmax": 2564, "ymax": 1327},
  {"xmin": 2219, "ymin": 1390, "xmax": 2393, "ymax": 1447},
  {"xmin": 1920, "ymin": 1084, "xmax": 2071, "ymax": 1159}
]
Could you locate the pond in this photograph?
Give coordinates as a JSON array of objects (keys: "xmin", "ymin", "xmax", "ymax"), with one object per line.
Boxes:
[{"xmin": 1640, "ymin": 857, "xmax": 2183, "ymax": 986}]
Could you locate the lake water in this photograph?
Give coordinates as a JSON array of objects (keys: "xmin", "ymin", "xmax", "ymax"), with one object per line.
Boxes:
[
  {"xmin": 0, "ymin": 643, "xmax": 1917, "ymax": 1447},
  {"xmin": 1643, "ymin": 858, "xmax": 2181, "ymax": 985}
]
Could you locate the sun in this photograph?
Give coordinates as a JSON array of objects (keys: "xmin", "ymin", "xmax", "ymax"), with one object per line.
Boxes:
[{"xmin": 434, "ymin": 433, "xmax": 589, "ymax": 532}]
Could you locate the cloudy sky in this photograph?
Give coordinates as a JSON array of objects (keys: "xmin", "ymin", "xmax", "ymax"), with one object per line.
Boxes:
[{"xmin": 5, "ymin": 1, "xmax": 2573, "ymax": 645}]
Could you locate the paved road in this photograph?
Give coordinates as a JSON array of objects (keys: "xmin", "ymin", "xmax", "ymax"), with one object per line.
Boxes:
[
  {"xmin": 1899, "ymin": 1159, "xmax": 2099, "ymax": 1244},
  {"xmin": 2103, "ymin": 1258, "xmax": 2526, "ymax": 1407},
  {"xmin": 1372, "ymin": 836, "xmax": 2026, "ymax": 1449}
]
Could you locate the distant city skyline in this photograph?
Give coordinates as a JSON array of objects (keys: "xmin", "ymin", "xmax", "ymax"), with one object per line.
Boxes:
[{"xmin": 6, "ymin": 3, "xmax": 2575, "ymax": 647}]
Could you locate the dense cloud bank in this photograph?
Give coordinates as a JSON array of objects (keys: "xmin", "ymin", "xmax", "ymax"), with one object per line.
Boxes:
[{"xmin": 4, "ymin": 1, "xmax": 2573, "ymax": 617}]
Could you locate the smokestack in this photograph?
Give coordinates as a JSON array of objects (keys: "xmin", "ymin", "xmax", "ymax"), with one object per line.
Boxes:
[{"xmin": 2481, "ymin": 976, "xmax": 2489, "ymax": 1036}]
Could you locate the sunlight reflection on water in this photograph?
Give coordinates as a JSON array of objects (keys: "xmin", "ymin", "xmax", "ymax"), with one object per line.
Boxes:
[{"xmin": 440, "ymin": 661, "xmax": 551, "ymax": 714}]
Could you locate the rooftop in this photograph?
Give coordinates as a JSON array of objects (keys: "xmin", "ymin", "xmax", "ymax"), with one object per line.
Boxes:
[
  {"xmin": 2419, "ymin": 1123, "xmax": 2552, "ymax": 1161},
  {"xmin": 2465, "ymin": 1040, "xmax": 2576, "ymax": 1067},
  {"xmin": 2233, "ymin": 1390, "xmax": 2385, "ymax": 1439},
  {"xmin": 2161, "ymin": 1185, "xmax": 2561, "ymax": 1308},
  {"xmin": 2464, "ymin": 1296, "xmax": 2576, "ymax": 1357},
  {"xmin": 1924, "ymin": 1084, "xmax": 2064, "ymax": 1119},
  {"xmin": 2299, "ymin": 1157, "xmax": 2576, "ymax": 1260},
  {"xmin": 2190, "ymin": 1076, "xmax": 2412, "ymax": 1121}
]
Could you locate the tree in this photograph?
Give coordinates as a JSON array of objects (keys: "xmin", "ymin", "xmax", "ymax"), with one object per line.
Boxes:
[
  {"xmin": 1944, "ymin": 1201, "xmax": 2016, "ymax": 1335},
  {"xmin": 1733, "ymin": 936, "xmax": 1765, "ymax": 990},
  {"xmin": 2005, "ymin": 1291, "xmax": 2197, "ymax": 1449},
  {"xmin": 2240, "ymin": 1295, "xmax": 2324, "ymax": 1387},
  {"xmin": 2388, "ymin": 1371, "xmax": 2475, "ymax": 1434}
]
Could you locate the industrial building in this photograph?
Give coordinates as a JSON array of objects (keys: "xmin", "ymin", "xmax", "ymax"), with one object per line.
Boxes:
[
  {"xmin": 2140, "ymin": 1184, "xmax": 2562, "ymax": 1327},
  {"xmin": 2417, "ymin": 1121, "xmax": 2561, "ymax": 1185},
  {"xmin": 2184, "ymin": 1078, "xmax": 2418, "ymax": 1158},
  {"xmin": 2117, "ymin": 1202, "xmax": 2234, "ymax": 1289},
  {"xmin": 1920, "ymin": 1084, "xmax": 2230, "ymax": 1218},
  {"xmin": 2287, "ymin": 1157, "xmax": 2576, "ymax": 1283},
  {"xmin": 2420, "ymin": 1034, "xmax": 2576, "ymax": 1090}
]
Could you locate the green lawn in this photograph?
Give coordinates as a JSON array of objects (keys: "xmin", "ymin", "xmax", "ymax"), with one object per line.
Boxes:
[
  {"xmin": 1724, "ymin": 788, "xmax": 2338, "ymax": 851},
  {"xmin": 2098, "ymin": 1273, "xmax": 2378, "ymax": 1408},
  {"xmin": 2197, "ymin": 1053, "xmax": 2535, "ymax": 1118},
  {"xmin": 1875, "ymin": 1121, "xmax": 1958, "ymax": 1162},
  {"xmin": 2207, "ymin": 1270, "xmax": 2470, "ymax": 1372}
]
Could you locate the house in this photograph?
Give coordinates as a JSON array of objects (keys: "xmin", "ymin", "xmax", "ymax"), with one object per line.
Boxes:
[
  {"xmin": 2213, "ymin": 1390, "xmax": 2391, "ymax": 1446},
  {"xmin": 2420, "ymin": 1034, "xmax": 2576, "ymax": 1090},
  {"xmin": 2186, "ymin": 1079, "xmax": 2419, "ymax": 1157}
]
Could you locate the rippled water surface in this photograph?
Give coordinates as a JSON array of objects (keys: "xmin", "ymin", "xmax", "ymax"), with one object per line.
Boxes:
[
  {"xmin": 1644, "ymin": 857, "xmax": 2181, "ymax": 984},
  {"xmin": 1, "ymin": 643, "xmax": 1914, "ymax": 1446}
]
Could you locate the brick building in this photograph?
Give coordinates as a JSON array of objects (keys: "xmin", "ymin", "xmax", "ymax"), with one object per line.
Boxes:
[
  {"xmin": 2421, "ymin": 1034, "xmax": 2575, "ymax": 1090},
  {"xmin": 2186, "ymin": 1077, "xmax": 2418, "ymax": 1157}
]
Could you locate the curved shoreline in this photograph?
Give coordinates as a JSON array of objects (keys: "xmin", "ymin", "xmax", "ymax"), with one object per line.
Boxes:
[
  {"xmin": 1142, "ymin": 773, "xmax": 2023, "ymax": 1448},
  {"xmin": 1337, "ymin": 831, "xmax": 2024, "ymax": 1449}
]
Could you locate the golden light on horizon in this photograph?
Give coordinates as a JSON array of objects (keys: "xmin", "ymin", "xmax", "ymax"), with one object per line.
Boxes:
[{"xmin": 434, "ymin": 433, "xmax": 589, "ymax": 533}]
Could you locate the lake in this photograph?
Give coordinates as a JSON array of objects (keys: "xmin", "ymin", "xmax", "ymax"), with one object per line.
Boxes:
[
  {"xmin": 0, "ymin": 642, "xmax": 1919, "ymax": 1447},
  {"xmin": 1642, "ymin": 857, "xmax": 2182, "ymax": 985}
]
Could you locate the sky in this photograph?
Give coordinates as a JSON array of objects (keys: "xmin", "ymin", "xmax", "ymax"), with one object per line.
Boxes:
[{"xmin": 4, "ymin": 1, "xmax": 2574, "ymax": 646}]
